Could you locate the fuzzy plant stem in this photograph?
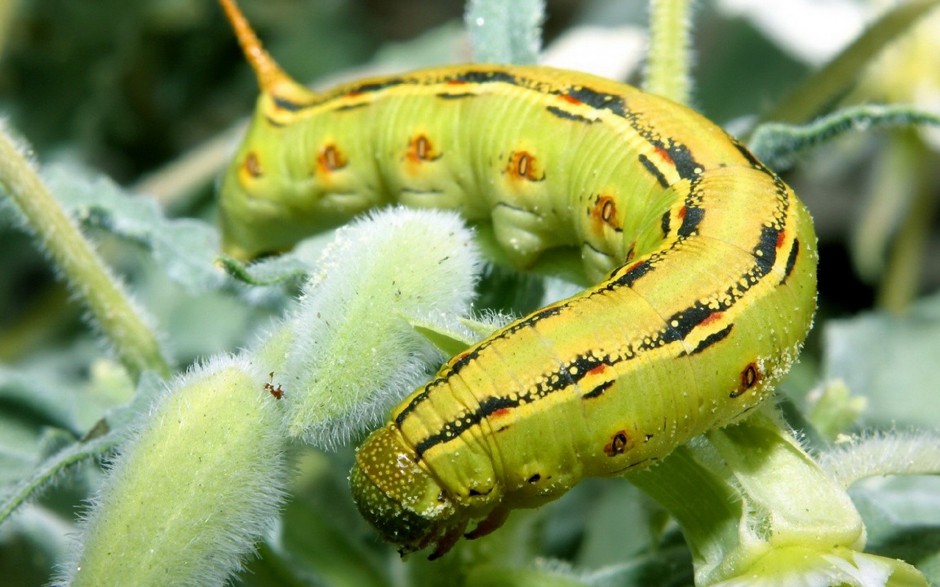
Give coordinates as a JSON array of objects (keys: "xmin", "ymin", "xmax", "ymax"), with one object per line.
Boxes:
[
  {"xmin": 464, "ymin": 0, "xmax": 544, "ymax": 65},
  {"xmin": 0, "ymin": 124, "xmax": 169, "ymax": 380},
  {"xmin": 643, "ymin": 0, "xmax": 694, "ymax": 105}
]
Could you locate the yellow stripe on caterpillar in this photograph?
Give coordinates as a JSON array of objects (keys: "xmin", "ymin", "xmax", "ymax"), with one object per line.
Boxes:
[{"xmin": 218, "ymin": 0, "xmax": 817, "ymax": 559}]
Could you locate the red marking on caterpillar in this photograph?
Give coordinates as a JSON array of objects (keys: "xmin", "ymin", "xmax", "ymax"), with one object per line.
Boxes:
[
  {"xmin": 654, "ymin": 146, "xmax": 673, "ymax": 165},
  {"xmin": 776, "ymin": 230, "xmax": 787, "ymax": 249},
  {"xmin": 587, "ymin": 364, "xmax": 608, "ymax": 376},
  {"xmin": 559, "ymin": 93, "xmax": 583, "ymax": 106},
  {"xmin": 701, "ymin": 312, "xmax": 724, "ymax": 327}
]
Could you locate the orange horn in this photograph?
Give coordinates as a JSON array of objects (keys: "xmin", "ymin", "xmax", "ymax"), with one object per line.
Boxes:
[{"xmin": 219, "ymin": 0, "xmax": 309, "ymax": 97}]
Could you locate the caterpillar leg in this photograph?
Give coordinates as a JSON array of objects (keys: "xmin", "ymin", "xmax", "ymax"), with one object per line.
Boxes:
[
  {"xmin": 465, "ymin": 505, "xmax": 511, "ymax": 540},
  {"xmin": 427, "ymin": 518, "xmax": 469, "ymax": 560}
]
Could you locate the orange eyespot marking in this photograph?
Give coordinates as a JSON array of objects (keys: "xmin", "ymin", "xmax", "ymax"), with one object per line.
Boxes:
[
  {"xmin": 242, "ymin": 151, "xmax": 262, "ymax": 179},
  {"xmin": 406, "ymin": 134, "xmax": 441, "ymax": 163},
  {"xmin": 590, "ymin": 194, "xmax": 621, "ymax": 232},
  {"xmin": 317, "ymin": 144, "xmax": 347, "ymax": 174},
  {"xmin": 731, "ymin": 362, "xmax": 760, "ymax": 398},
  {"xmin": 506, "ymin": 151, "xmax": 544, "ymax": 182},
  {"xmin": 604, "ymin": 430, "xmax": 630, "ymax": 457},
  {"xmin": 559, "ymin": 93, "xmax": 582, "ymax": 106}
]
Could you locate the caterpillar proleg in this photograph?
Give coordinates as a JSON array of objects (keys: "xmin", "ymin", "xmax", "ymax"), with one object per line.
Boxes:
[{"xmin": 218, "ymin": 0, "xmax": 817, "ymax": 559}]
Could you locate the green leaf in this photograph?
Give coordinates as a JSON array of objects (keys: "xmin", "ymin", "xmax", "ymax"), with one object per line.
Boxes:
[
  {"xmin": 409, "ymin": 321, "xmax": 476, "ymax": 357},
  {"xmin": 822, "ymin": 292, "xmax": 940, "ymax": 429},
  {"xmin": 42, "ymin": 164, "xmax": 225, "ymax": 293},
  {"xmin": 806, "ymin": 379, "xmax": 867, "ymax": 441},
  {"xmin": 465, "ymin": 0, "xmax": 544, "ymax": 64},
  {"xmin": 0, "ymin": 370, "xmax": 161, "ymax": 527},
  {"xmin": 218, "ymin": 232, "xmax": 335, "ymax": 287},
  {"xmin": 848, "ymin": 476, "xmax": 940, "ymax": 586}
]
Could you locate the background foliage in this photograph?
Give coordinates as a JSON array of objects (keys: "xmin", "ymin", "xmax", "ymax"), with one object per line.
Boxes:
[{"xmin": 1, "ymin": 0, "xmax": 939, "ymax": 585}]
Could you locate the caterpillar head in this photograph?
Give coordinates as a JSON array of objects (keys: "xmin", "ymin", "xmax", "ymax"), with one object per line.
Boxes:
[{"xmin": 350, "ymin": 425, "xmax": 469, "ymax": 559}]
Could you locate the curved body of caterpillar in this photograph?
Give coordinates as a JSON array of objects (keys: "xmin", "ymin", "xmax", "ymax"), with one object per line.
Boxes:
[{"xmin": 219, "ymin": 0, "xmax": 817, "ymax": 559}]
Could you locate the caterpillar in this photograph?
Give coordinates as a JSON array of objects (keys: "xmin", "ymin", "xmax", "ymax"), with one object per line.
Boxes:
[{"xmin": 218, "ymin": 0, "xmax": 818, "ymax": 559}]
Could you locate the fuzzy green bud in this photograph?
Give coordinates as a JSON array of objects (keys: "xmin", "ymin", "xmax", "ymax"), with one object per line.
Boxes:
[
  {"xmin": 276, "ymin": 208, "xmax": 482, "ymax": 448},
  {"xmin": 58, "ymin": 357, "xmax": 287, "ymax": 587}
]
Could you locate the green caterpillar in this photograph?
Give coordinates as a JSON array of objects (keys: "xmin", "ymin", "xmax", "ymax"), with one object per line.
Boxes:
[{"xmin": 218, "ymin": 0, "xmax": 817, "ymax": 558}]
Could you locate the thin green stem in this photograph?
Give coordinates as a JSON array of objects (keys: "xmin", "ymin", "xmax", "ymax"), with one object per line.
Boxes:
[
  {"xmin": 747, "ymin": 103, "xmax": 940, "ymax": 171},
  {"xmin": 0, "ymin": 125, "xmax": 170, "ymax": 380},
  {"xmin": 761, "ymin": 0, "xmax": 940, "ymax": 124},
  {"xmin": 464, "ymin": 0, "xmax": 544, "ymax": 64},
  {"xmin": 877, "ymin": 133, "xmax": 938, "ymax": 312},
  {"xmin": 643, "ymin": 0, "xmax": 694, "ymax": 105},
  {"xmin": 629, "ymin": 445, "xmax": 742, "ymax": 577},
  {"xmin": 0, "ymin": 430, "xmax": 121, "ymax": 525},
  {"xmin": 818, "ymin": 431, "xmax": 940, "ymax": 489}
]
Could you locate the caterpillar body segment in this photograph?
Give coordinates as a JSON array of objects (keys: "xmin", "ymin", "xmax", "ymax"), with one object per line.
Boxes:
[{"xmin": 218, "ymin": 0, "xmax": 817, "ymax": 559}]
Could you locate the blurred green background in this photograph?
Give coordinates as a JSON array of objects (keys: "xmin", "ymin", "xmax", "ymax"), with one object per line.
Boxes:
[{"xmin": 1, "ymin": 1, "xmax": 939, "ymax": 585}]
